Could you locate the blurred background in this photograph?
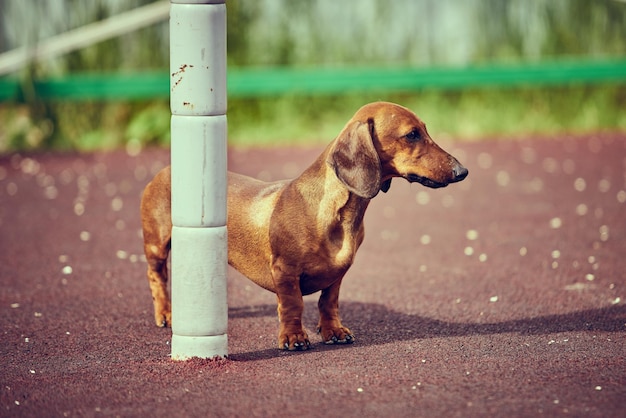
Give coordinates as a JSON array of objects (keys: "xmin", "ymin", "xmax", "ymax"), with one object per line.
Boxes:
[{"xmin": 0, "ymin": 0, "xmax": 625, "ymax": 152}]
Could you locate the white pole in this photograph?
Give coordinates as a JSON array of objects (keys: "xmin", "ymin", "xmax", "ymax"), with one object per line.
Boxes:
[{"xmin": 169, "ymin": 0, "xmax": 228, "ymax": 360}]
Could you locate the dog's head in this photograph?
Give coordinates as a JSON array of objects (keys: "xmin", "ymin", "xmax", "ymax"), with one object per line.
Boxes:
[{"xmin": 329, "ymin": 102, "xmax": 468, "ymax": 198}]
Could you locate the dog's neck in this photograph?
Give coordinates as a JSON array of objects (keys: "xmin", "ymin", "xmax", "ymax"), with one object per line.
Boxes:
[{"xmin": 295, "ymin": 149, "xmax": 370, "ymax": 234}]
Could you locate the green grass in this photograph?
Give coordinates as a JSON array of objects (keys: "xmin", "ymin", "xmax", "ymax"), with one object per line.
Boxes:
[
  {"xmin": 1, "ymin": 85, "xmax": 625, "ymax": 153},
  {"xmin": 227, "ymin": 85, "xmax": 626, "ymax": 147}
]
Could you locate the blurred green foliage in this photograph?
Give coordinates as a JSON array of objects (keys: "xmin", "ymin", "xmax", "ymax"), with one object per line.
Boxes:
[
  {"xmin": 226, "ymin": 85, "xmax": 626, "ymax": 147},
  {"xmin": 4, "ymin": 84, "xmax": 623, "ymax": 152},
  {"xmin": 0, "ymin": 0, "xmax": 625, "ymax": 152}
]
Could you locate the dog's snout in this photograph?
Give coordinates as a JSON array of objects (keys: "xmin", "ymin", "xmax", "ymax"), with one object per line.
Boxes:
[{"xmin": 452, "ymin": 163, "xmax": 468, "ymax": 182}]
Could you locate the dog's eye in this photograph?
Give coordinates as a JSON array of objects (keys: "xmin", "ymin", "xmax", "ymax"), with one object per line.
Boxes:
[{"xmin": 405, "ymin": 130, "xmax": 421, "ymax": 142}]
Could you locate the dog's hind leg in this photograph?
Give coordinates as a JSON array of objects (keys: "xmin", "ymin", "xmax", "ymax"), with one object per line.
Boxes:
[
  {"xmin": 140, "ymin": 167, "xmax": 173, "ymax": 327},
  {"xmin": 145, "ymin": 248, "xmax": 171, "ymax": 327}
]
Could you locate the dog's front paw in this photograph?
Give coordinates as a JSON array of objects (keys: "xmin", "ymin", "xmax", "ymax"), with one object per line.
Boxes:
[
  {"xmin": 278, "ymin": 330, "xmax": 311, "ymax": 351},
  {"xmin": 318, "ymin": 324, "xmax": 355, "ymax": 345}
]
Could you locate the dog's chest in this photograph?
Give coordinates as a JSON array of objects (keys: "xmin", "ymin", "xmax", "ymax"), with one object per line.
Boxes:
[
  {"xmin": 298, "ymin": 221, "xmax": 363, "ymax": 295},
  {"xmin": 299, "ymin": 258, "xmax": 352, "ymax": 295},
  {"xmin": 330, "ymin": 219, "xmax": 361, "ymax": 266}
]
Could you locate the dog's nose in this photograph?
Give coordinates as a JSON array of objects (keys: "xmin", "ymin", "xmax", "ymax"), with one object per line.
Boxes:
[{"xmin": 452, "ymin": 163, "xmax": 469, "ymax": 181}]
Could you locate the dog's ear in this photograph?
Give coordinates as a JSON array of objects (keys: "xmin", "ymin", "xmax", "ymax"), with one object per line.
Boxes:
[{"xmin": 329, "ymin": 120, "xmax": 382, "ymax": 199}]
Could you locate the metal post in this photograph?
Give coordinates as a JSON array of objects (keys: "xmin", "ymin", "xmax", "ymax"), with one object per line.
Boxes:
[{"xmin": 169, "ymin": 0, "xmax": 228, "ymax": 360}]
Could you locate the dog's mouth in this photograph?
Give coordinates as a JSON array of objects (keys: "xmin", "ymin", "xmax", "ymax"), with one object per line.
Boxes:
[{"xmin": 405, "ymin": 173, "xmax": 449, "ymax": 189}]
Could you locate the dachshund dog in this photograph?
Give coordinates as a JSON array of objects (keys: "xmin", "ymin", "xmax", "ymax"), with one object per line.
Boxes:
[{"xmin": 141, "ymin": 102, "xmax": 468, "ymax": 350}]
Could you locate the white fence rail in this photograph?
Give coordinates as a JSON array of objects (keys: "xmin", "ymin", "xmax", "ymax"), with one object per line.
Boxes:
[{"xmin": 0, "ymin": 1, "xmax": 169, "ymax": 76}]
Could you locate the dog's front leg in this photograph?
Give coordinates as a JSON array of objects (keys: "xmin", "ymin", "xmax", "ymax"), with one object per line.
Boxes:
[
  {"xmin": 317, "ymin": 279, "xmax": 355, "ymax": 344},
  {"xmin": 271, "ymin": 260, "xmax": 311, "ymax": 351}
]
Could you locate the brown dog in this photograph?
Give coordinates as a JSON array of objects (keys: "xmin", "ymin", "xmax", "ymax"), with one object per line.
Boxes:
[{"xmin": 141, "ymin": 101, "xmax": 468, "ymax": 350}]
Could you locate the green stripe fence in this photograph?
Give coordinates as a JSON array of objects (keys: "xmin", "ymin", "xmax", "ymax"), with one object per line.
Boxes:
[{"xmin": 1, "ymin": 59, "xmax": 625, "ymax": 101}]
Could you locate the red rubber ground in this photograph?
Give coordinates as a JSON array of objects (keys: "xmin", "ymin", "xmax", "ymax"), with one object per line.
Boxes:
[{"xmin": 1, "ymin": 133, "xmax": 624, "ymax": 417}]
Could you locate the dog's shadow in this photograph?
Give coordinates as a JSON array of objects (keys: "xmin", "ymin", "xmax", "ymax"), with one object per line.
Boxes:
[{"xmin": 227, "ymin": 301, "xmax": 626, "ymax": 361}]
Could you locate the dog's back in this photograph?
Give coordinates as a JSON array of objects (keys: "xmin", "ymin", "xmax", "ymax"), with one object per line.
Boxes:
[{"xmin": 227, "ymin": 172, "xmax": 286, "ymax": 292}]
